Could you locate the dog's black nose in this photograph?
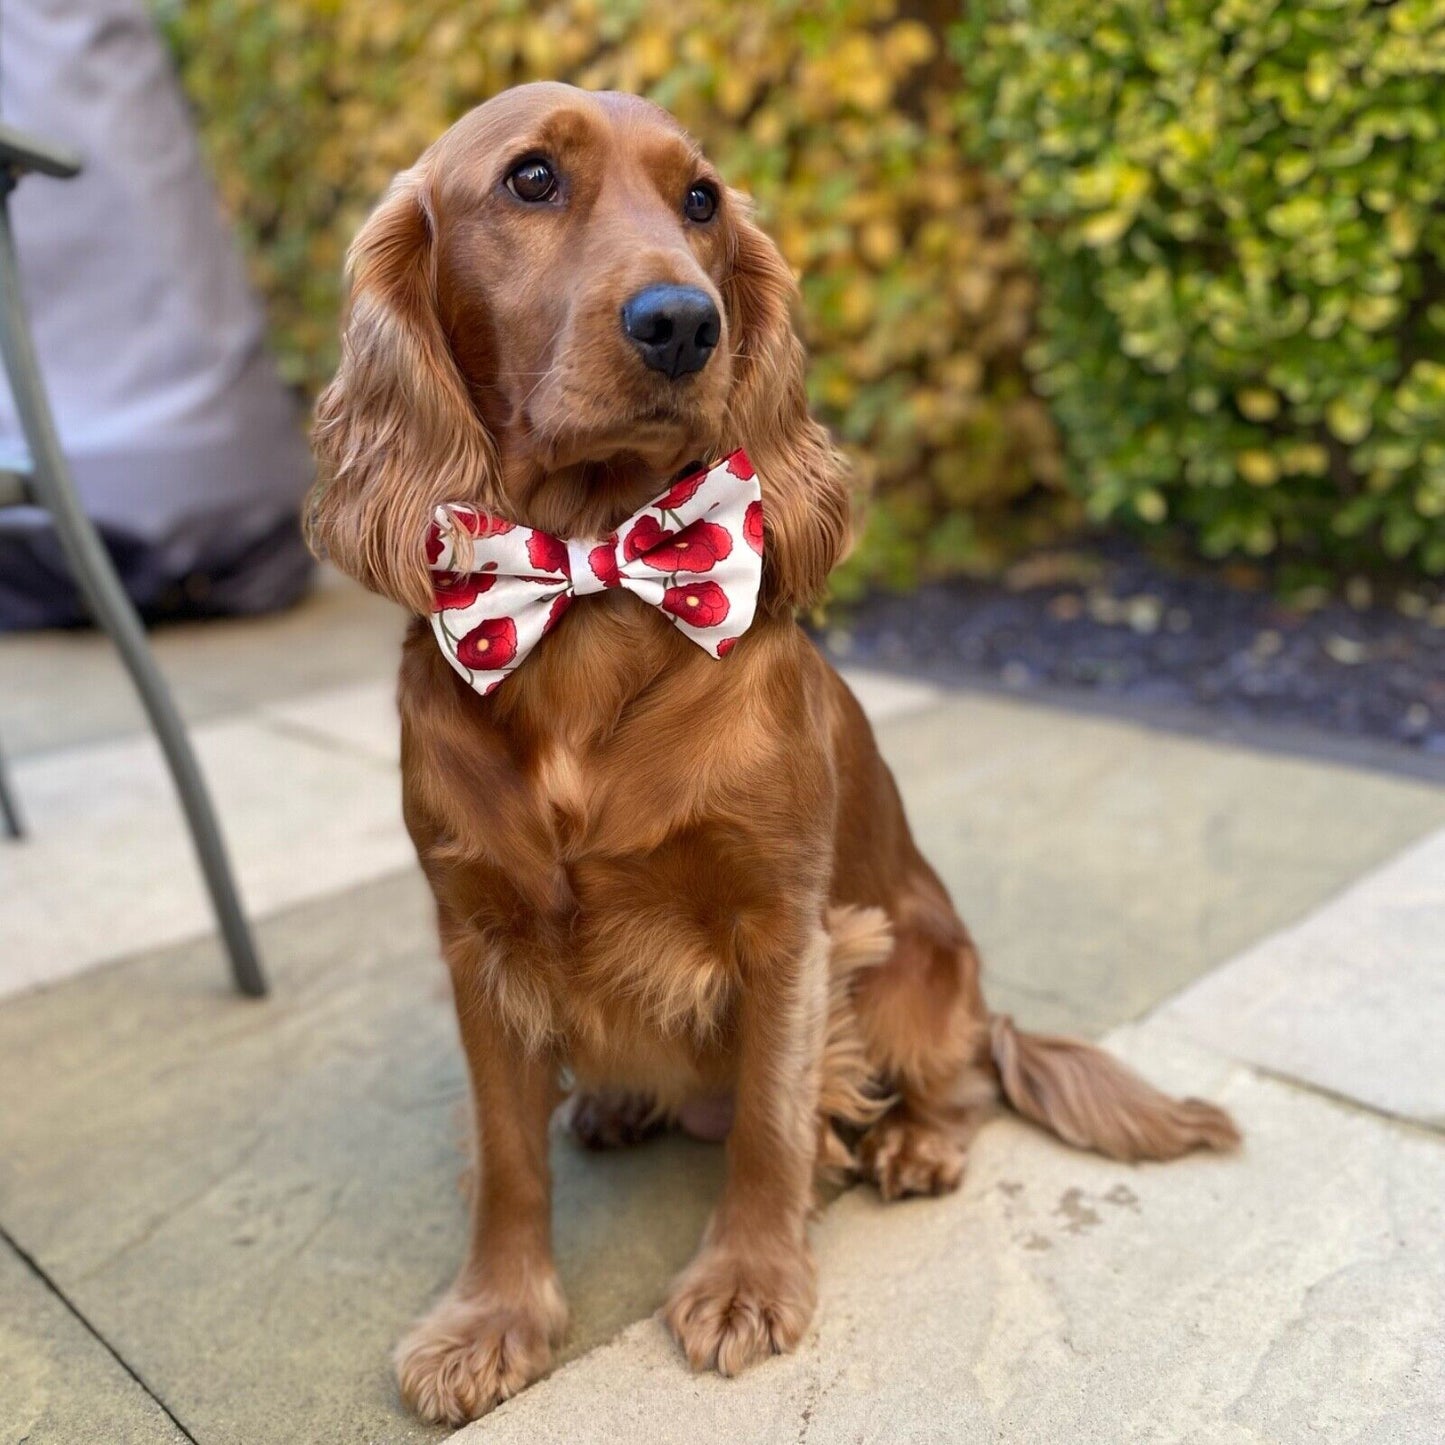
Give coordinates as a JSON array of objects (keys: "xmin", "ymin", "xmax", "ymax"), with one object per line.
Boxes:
[{"xmin": 621, "ymin": 284, "xmax": 720, "ymax": 379}]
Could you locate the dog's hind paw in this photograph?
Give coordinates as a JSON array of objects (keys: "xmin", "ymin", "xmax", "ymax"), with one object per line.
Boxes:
[
  {"xmin": 560, "ymin": 1089, "xmax": 664, "ymax": 1149},
  {"xmin": 859, "ymin": 1109, "xmax": 968, "ymax": 1202}
]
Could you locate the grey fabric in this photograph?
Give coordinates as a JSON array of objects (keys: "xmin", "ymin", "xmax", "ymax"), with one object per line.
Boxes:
[{"xmin": 0, "ymin": 0, "xmax": 313, "ymax": 622}]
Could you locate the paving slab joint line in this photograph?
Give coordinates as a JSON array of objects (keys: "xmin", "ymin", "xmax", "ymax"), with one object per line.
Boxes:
[
  {"xmin": 251, "ymin": 710, "xmax": 399, "ymax": 769},
  {"xmin": 1224, "ymin": 1051, "xmax": 1445, "ymax": 1142},
  {"xmin": 843, "ymin": 657, "xmax": 1445, "ymax": 786},
  {"xmin": 1130, "ymin": 959, "xmax": 1445, "ymax": 1143},
  {"xmin": 0, "ymin": 1220, "xmax": 200, "ymax": 1444},
  {"xmin": 12, "ymin": 856, "xmax": 428, "ymax": 1004}
]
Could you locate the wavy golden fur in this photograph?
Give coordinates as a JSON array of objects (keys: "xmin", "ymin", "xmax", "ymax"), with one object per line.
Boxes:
[{"xmin": 309, "ymin": 83, "xmax": 1238, "ymax": 1427}]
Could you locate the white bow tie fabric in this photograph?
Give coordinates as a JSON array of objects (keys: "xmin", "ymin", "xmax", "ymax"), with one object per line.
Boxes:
[{"xmin": 427, "ymin": 450, "xmax": 764, "ymax": 695}]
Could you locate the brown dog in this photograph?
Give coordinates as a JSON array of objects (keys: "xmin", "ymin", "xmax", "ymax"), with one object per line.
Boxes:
[{"xmin": 308, "ymin": 82, "xmax": 1238, "ymax": 1426}]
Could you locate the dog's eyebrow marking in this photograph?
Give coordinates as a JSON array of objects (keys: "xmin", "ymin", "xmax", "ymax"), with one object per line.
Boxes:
[
  {"xmin": 531, "ymin": 108, "xmax": 596, "ymax": 155},
  {"xmin": 484, "ymin": 109, "xmax": 598, "ymax": 187},
  {"xmin": 658, "ymin": 135, "xmax": 708, "ymax": 176},
  {"xmin": 630, "ymin": 135, "xmax": 716, "ymax": 207}
]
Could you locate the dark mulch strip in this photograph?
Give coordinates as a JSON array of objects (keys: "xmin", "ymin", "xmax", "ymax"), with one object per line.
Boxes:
[{"xmin": 817, "ymin": 539, "xmax": 1445, "ymax": 760}]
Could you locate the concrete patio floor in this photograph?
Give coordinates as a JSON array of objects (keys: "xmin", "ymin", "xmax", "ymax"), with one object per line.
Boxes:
[{"xmin": 2, "ymin": 572, "xmax": 1443, "ymax": 1443}]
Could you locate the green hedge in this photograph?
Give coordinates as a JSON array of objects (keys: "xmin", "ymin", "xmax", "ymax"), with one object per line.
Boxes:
[
  {"xmin": 956, "ymin": 0, "xmax": 1445, "ymax": 575},
  {"xmin": 155, "ymin": 0, "xmax": 1068, "ymax": 596}
]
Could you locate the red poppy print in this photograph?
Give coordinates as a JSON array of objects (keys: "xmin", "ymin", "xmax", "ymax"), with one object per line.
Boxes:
[
  {"xmin": 432, "ymin": 570, "xmax": 495, "ymax": 611},
  {"xmin": 589, "ymin": 540, "xmax": 622, "ymax": 588},
  {"xmin": 545, "ymin": 593, "xmax": 571, "ymax": 631},
  {"xmin": 662, "ymin": 581, "xmax": 730, "ymax": 629},
  {"xmin": 623, "ymin": 514, "xmax": 672, "ymax": 562},
  {"xmin": 726, "ymin": 451, "xmax": 755, "ymax": 481},
  {"xmin": 425, "ymin": 522, "xmax": 446, "ymax": 565},
  {"xmin": 526, "ymin": 529, "xmax": 568, "ymax": 574},
  {"xmin": 638, "ymin": 519, "xmax": 733, "ymax": 573},
  {"xmin": 456, "ymin": 616, "xmax": 518, "ymax": 670},
  {"xmin": 716, "ymin": 636, "xmax": 737, "ymax": 657},
  {"xmin": 654, "ymin": 469, "xmax": 707, "ymax": 512},
  {"xmin": 743, "ymin": 499, "xmax": 764, "ymax": 555}
]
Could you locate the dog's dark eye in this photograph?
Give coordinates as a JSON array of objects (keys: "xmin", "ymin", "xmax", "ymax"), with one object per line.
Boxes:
[
  {"xmin": 506, "ymin": 159, "xmax": 558, "ymax": 204},
  {"xmin": 684, "ymin": 183, "xmax": 717, "ymax": 223}
]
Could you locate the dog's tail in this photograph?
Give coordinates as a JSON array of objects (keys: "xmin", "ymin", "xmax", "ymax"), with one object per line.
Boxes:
[{"xmin": 989, "ymin": 1014, "xmax": 1240, "ymax": 1162}]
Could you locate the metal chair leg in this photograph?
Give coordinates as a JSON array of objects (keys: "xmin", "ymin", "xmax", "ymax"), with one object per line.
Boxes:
[
  {"xmin": 0, "ymin": 729, "xmax": 22, "ymax": 838},
  {"xmin": 0, "ymin": 195, "xmax": 266, "ymax": 995}
]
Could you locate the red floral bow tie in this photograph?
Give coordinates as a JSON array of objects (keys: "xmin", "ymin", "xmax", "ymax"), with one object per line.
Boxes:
[{"xmin": 427, "ymin": 450, "xmax": 764, "ymax": 695}]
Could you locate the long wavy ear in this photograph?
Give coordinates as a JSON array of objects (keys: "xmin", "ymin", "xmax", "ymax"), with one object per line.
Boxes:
[
  {"xmin": 307, "ymin": 168, "xmax": 497, "ymax": 614},
  {"xmin": 723, "ymin": 198, "xmax": 852, "ymax": 612}
]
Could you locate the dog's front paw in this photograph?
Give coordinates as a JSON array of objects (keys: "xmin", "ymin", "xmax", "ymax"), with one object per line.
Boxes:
[
  {"xmin": 395, "ymin": 1282, "xmax": 566, "ymax": 1426},
  {"xmin": 663, "ymin": 1241, "xmax": 816, "ymax": 1376}
]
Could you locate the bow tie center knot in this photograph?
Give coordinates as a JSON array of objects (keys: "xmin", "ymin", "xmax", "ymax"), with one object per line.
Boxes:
[{"xmin": 567, "ymin": 535, "xmax": 611, "ymax": 597}]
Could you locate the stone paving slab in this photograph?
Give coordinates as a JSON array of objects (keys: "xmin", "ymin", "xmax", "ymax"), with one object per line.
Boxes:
[
  {"xmin": 884, "ymin": 699, "xmax": 1445, "ymax": 1035},
  {"xmin": 0, "ymin": 869, "xmax": 724, "ymax": 1445},
  {"xmin": 454, "ymin": 1027, "xmax": 1445, "ymax": 1445},
  {"xmin": 833, "ymin": 669, "xmax": 943, "ymax": 724},
  {"xmin": 0, "ymin": 713, "xmax": 412, "ymax": 999},
  {"xmin": 1162, "ymin": 825, "xmax": 1445, "ymax": 1129},
  {"xmin": 261, "ymin": 678, "xmax": 404, "ymax": 765},
  {"xmin": 0, "ymin": 567, "xmax": 404, "ymax": 761},
  {"xmin": 2, "ymin": 689, "xmax": 1442, "ymax": 1443},
  {"xmin": 0, "ymin": 1238, "xmax": 189, "ymax": 1445}
]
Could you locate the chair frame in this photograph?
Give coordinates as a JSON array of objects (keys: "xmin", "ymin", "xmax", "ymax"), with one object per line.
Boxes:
[{"xmin": 0, "ymin": 121, "xmax": 266, "ymax": 997}]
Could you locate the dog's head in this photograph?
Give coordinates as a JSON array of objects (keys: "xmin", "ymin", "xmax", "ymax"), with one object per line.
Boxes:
[{"xmin": 309, "ymin": 82, "xmax": 850, "ymax": 617}]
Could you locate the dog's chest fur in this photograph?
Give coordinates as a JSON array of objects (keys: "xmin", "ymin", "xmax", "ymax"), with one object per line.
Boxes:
[
  {"xmin": 509, "ymin": 711, "xmax": 781, "ymax": 1093},
  {"xmin": 401, "ymin": 607, "xmax": 832, "ymax": 1095}
]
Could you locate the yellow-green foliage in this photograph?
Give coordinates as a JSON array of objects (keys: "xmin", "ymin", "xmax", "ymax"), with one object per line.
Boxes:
[
  {"xmin": 155, "ymin": 0, "xmax": 1066, "ymax": 592},
  {"xmin": 956, "ymin": 0, "xmax": 1445, "ymax": 574}
]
